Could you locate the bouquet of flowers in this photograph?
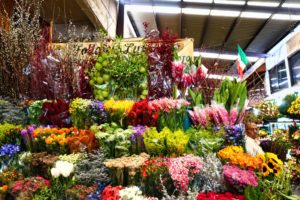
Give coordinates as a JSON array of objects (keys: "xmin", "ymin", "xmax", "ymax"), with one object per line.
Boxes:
[
  {"xmin": 217, "ymin": 146, "xmax": 262, "ymax": 170},
  {"xmin": 150, "ymin": 98, "xmax": 190, "ymax": 131},
  {"xmin": 259, "ymin": 152, "xmax": 283, "ymax": 177},
  {"xmin": 128, "ymin": 99, "xmax": 159, "ymax": 127},
  {"xmin": 256, "ymin": 100, "xmax": 279, "ymax": 121},
  {"xmin": 0, "ymin": 123, "xmax": 22, "ymax": 147},
  {"xmin": 143, "ymin": 127, "xmax": 168, "ymax": 156},
  {"xmin": 0, "ymin": 144, "xmax": 20, "ymax": 170},
  {"xmin": 11, "ymin": 176, "xmax": 50, "ymax": 197},
  {"xmin": 223, "ymin": 165, "xmax": 258, "ymax": 192},
  {"xmin": 66, "ymin": 184, "xmax": 97, "ymax": 200},
  {"xmin": 102, "ymin": 185, "xmax": 124, "ymax": 200},
  {"xmin": 104, "ymin": 99, "xmax": 134, "ymax": 127},
  {"xmin": 288, "ymin": 97, "xmax": 300, "ymax": 117},
  {"xmin": 69, "ymin": 98, "xmax": 92, "ymax": 128},
  {"xmin": 197, "ymin": 192, "xmax": 245, "ymax": 200},
  {"xmin": 67, "ymin": 130, "xmax": 98, "ymax": 153}
]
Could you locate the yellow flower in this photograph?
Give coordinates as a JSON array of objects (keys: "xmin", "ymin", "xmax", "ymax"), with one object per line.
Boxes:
[
  {"xmin": 261, "ymin": 163, "xmax": 271, "ymax": 176},
  {"xmin": 45, "ymin": 137, "xmax": 53, "ymax": 145}
]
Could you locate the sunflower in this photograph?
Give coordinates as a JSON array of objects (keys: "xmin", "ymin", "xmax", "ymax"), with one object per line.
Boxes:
[
  {"xmin": 267, "ymin": 161, "xmax": 275, "ymax": 170},
  {"xmin": 273, "ymin": 167, "xmax": 281, "ymax": 177},
  {"xmin": 262, "ymin": 163, "xmax": 272, "ymax": 176}
]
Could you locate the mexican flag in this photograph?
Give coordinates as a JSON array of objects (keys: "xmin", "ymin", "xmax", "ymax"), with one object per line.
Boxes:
[{"xmin": 237, "ymin": 45, "xmax": 249, "ymax": 79}]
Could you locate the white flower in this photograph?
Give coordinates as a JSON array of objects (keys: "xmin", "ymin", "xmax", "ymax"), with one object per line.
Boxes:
[
  {"xmin": 53, "ymin": 160, "xmax": 74, "ymax": 178},
  {"xmin": 51, "ymin": 167, "xmax": 60, "ymax": 178}
]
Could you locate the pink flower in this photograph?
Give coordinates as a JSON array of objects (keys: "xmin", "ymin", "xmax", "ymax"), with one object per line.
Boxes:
[
  {"xmin": 189, "ymin": 107, "xmax": 209, "ymax": 128},
  {"xmin": 229, "ymin": 108, "xmax": 238, "ymax": 125},
  {"xmin": 172, "ymin": 62, "xmax": 185, "ymax": 84},
  {"xmin": 223, "ymin": 165, "xmax": 258, "ymax": 187}
]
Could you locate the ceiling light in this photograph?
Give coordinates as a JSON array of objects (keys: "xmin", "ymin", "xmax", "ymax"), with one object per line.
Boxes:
[
  {"xmin": 214, "ymin": 0, "xmax": 245, "ymax": 5},
  {"xmin": 282, "ymin": 3, "xmax": 300, "ymax": 8},
  {"xmin": 210, "ymin": 9, "xmax": 240, "ymax": 17},
  {"xmin": 194, "ymin": 51, "xmax": 259, "ymax": 62},
  {"xmin": 241, "ymin": 11, "xmax": 271, "ymax": 19},
  {"xmin": 125, "ymin": 5, "xmax": 181, "ymax": 14},
  {"xmin": 206, "ymin": 74, "xmax": 240, "ymax": 81},
  {"xmin": 272, "ymin": 14, "xmax": 300, "ymax": 21},
  {"xmin": 247, "ymin": 1, "xmax": 279, "ymax": 7},
  {"xmin": 182, "ymin": 8, "xmax": 210, "ymax": 15},
  {"xmin": 154, "ymin": 6, "xmax": 181, "ymax": 14},
  {"xmin": 183, "ymin": 0, "xmax": 213, "ymax": 3}
]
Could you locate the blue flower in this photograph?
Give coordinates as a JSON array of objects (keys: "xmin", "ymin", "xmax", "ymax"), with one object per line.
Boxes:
[{"xmin": 0, "ymin": 144, "xmax": 20, "ymax": 158}]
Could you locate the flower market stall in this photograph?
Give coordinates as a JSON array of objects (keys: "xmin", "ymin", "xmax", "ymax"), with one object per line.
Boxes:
[{"xmin": 1, "ymin": 4, "xmax": 300, "ymax": 200}]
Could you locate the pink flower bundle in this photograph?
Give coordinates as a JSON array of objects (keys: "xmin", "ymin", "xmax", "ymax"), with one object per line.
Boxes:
[
  {"xmin": 168, "ymin": 155, "xmax": 203, "ymax": 192},
  {"xmin": 188, "ymin": 107, "xmax": 209, "ymax": 128},
  {"xmin": 149, "ymin": 98, "xmax": 190, "ymax": 113},
  {"xmin": 171, "ymin": 62, "xmax": 207, "ymax": 90},
  {"xmin": 223, "ymin": 165, "xmax": 258, "ymax": 188}
]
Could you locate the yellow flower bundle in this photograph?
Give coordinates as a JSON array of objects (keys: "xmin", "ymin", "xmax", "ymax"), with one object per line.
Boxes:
[
  {"xmin": 259, "ymin": 152, "xmax": 283, "ymax": 177},
  {"xmin": 288, "ymin": 97, "xmax": 300, "ymax": 115},
  {"xmin": 104, "ymin": 99, "xmax": 135, "ymax": 115}
]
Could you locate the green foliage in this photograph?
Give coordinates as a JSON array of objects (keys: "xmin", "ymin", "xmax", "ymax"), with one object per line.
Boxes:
[
  {"xmin": 33, "ymin": 187, "xmax": 57, "ymax": 200},
  {"xmin": 0, "ymin": 99, "xmax": 26, "ymax": 125},
  {"xmin": 244, "ymin": 182, "xmax": 268, "ymax": 200},
  {"xmin": 188, "ymin": 88, "xmax": 203, "ymax": 107},
  {"xmin": 166, "ymin": 129, "xmax": 190, "ymax": 156},
  {"xmin": 89, "ymin": 39, "xmax": 148, "ymax": 100},
  {"xmin": 69, "ymin": 98, "xmax": 92, "ymax": 129},
  {"xmin": 0, "ymin": 122, "xmax": 22, "ymax": 146},
  {"xmin": 186, "ymin": 128, "xmax": 224, "ymax": 156},
  {"xmin": 92, "ymin": 123, "xmax": 133, "ymax": 158},
  {"xmin": 28, "ymin": 99, "xmax": 48, "ymax": 125},
  {"xmin": 144, "ymin": 127, "xmax": 168, "ymax": 156}
]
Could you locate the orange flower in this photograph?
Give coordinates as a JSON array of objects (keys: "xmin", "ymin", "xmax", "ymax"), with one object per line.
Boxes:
[
  {"xmin": 1, "ymin": 185, "xmax": 8, "ymax": 191},
  {"xmin": 45, "ymin": 137, "xmax": 53, "ymax": 145}
]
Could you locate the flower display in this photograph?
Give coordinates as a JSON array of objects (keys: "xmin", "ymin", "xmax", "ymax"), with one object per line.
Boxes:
[
  {"xmin": 149, "ymin": 98, "xmax": 190, "ymax": 112},
  {"xmin": 67, "ymin": 129, "xmax": 98, "ymax": 153},
  {"xmin": 51, "ymin": 160, "xmax": 74, "ymax": 178},
  {"xmin": 217, "ymin": 146, "xmax": 262, "ymax": 170},
  {"xmin": 27, "ymin": 99, "xmax": 48, "ymax": 125},
  {"xmin": 166, "ymin": 129, "xmax": 190, "ymax": 156},
  {"xmin": 66, "ymin": 184, "xmax": 97, "ymax": 200},
  {"xmin": 0, "ymin": 168, "xmax": 23, "ymax": 185},
  {"xmin": 223, "ymin": 165, "xmax": 258, "ymax": 189},
  {"xmin": 143, "ymin": 127, "xmax": 168, "ymax": 156},
  {"xmin": 0, "ymin": 144, "xmax": 20, "ymax": 158},
  {"xmin": 288, "ymin": 97, "xmax": 300, "ymax": 116},
  {"xmin": 256, "ymin": 100, "xmax": 279, "ymax": 121},
  {"xmin": 259, "ymin": 152, "xmax": 283, "ymax": 177},
  {"xmin": 11, "ymin": 176, "xmax": 50, "ymax": 193},
  {"xmin": 104, "ymin": 99, "xmax": 135, "ymax": 115},
  {"xmin": 197, "ymin": 192, "xmax": 245, "ymax": 200},
  {"xmin": 168, "ymin": 155, "xmax": 203, "ymax": 192},
  {"xmin": 279, "ymin": 94, "xmax": 298, "ymax": 117},
  {"xmin": 128, "ymin": 99, "xmax": 159, "ymax": 127},
  {"xmin": 0, "ymin": 123, "xmax": 22, "ymax": 146}
]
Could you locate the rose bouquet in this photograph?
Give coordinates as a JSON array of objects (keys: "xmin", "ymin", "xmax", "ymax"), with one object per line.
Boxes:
[
  {"xmin": 128, "ymin": 99, "xmax": 159, "ymax": 127},
  {"xmin": 223, "ymin": 165, "xmax": 258, "ymax": 193}
]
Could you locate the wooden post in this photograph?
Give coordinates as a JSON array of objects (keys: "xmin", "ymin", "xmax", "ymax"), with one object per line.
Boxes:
[{"xmin": 49, "ymin": 19, "xmax": 53, "ymax": 49}]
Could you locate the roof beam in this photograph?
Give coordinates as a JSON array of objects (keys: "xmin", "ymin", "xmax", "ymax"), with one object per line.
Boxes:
[
  {"xmin": 179, "ymin": 0, "xmax": 183, "ymax": 38},
  {"xmin": 127, "ymin": 12, "xmax": 140, "ymax": 37},
  {"xmin": 198, "ymin": 2, "xmax": 214, "ymax": 48},
  {"xmin": 244, "ymin": 0, "xmax": 288, "ymax": 50},
  {"xmin": 123, "ymin": 0, "xmax": 300, "ymax": 14}
]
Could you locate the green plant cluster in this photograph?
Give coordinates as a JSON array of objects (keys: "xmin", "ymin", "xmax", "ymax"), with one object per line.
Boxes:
[
  {"xmin": 69, "ymin": 98, "xmax": 92, "ymax": 129},
  {"xmin": 27, "ymin": 99, "xmax": 48, "ymax": 125},
  {"xmin": 144, "ymin": 127, "xmax": 190, "ymax": 156},
  {"xmin": 89, "ymin": 39, "xmax": 148, "ymax": 100},
  {"xmin": 186, "ymin": 128, "xmax": 224, "ymax": 157},
  {"xmin": 0, "ymin": 122, "xmax": 22, "ymax": 146},
  {"xmin": 91, "ymin": 123, "xmax": 133, "ymax": 158}
]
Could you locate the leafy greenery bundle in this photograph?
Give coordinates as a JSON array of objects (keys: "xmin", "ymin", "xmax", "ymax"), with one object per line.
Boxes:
[
  {"xmin": 0, "ymin": 123, "xmax": 22, "ymax": 146},
  {"xmin": 91, "ymin": 123, "xmax": 133, "ymax": 158}
]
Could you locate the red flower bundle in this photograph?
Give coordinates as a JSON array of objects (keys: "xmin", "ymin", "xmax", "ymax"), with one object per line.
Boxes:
[
  {"xmin": 128, "ymin": 99, "xmax": 159, "ymax": 127},
  {"xmin": 197, "ymin": 192, "xmax": 245, "ymax": 200},
  {"xmin": 40, "ymin": 99, "xmax": 70, "ymax": 127},
  {"xmin": 11, "ymin": 176, "xmax": 50, "ymax": 194},
  {"xmin": 101, "ymin": 185, "xmax": 124, "ymax": 200}
]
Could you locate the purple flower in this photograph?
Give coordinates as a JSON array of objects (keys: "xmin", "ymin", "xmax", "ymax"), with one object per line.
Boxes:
[
  {"xmin": 20, "ymin": 129, "xmax": 28, "ymax": 136},
  {"xmin": 225, "ymin": 124, "xmax": 244, "ymax": 146},
  {"xmin": 89, "ymin": 101, "xmax": 107, "ymax": 123},
  {"xmin": 0, "ymin": 144, "xmax": 20, "ymax": 158},
  {"xmin": 130, "ymin": 125, "xmax": 146, "ymax": 142}
]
